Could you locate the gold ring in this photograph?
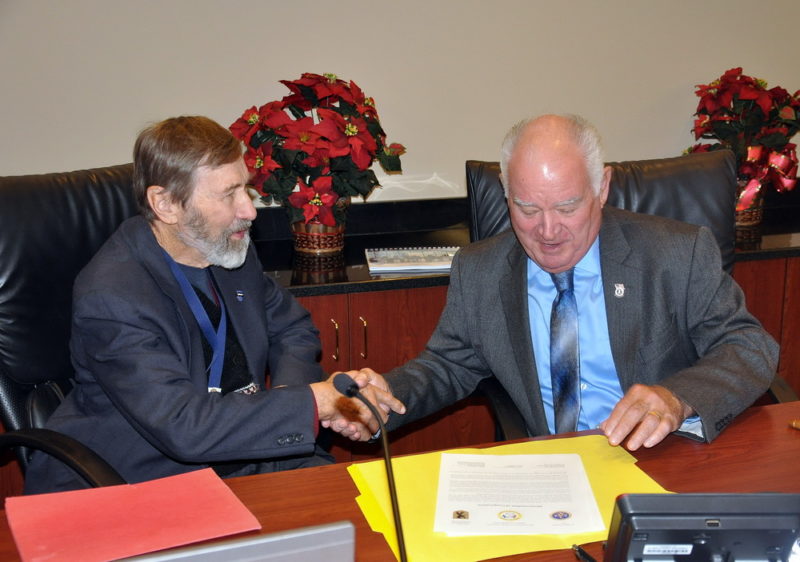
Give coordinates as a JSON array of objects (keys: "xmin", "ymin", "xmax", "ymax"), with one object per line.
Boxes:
[{"xmin": 647, "ymin": 410, "xmax": 662, "ymax": 421}]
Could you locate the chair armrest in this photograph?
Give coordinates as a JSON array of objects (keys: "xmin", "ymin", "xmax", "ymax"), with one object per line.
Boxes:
[
  {"xmin": 476, "ymin": 378, "xmax": 529, "ymax": 442},
  {"xmin": 0, "ymin": 428, "xmax": 125, "ymax": 488}
]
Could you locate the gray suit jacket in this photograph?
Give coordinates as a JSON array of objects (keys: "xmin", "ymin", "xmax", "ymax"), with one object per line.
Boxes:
[
  {"xmin": 385, "ymin": 207, "xmax": 779, "ymax": 441},
  {"xmin": 26, "ymin": 216, "xmax": 327, "ymax": 493}
]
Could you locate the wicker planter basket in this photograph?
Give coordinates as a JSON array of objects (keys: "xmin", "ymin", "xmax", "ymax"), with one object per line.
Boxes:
[
  {"xmin": 734, "ymin": 205, "xmax": 763, "ymax": 228},
  {"xmin": 291, "ymin": 221, "xmax": 345, "ymax": 255}
]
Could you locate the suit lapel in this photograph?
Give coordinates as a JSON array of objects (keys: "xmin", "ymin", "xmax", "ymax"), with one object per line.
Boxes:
[
  {"xmin": 499, "ymin": 241, "xmax": 549, "ymax": 433},
  {"xmin": 599, "ymin": 208, "xmax": 644, "ymax": 391},
  {"xmin": 126, "ymin": 218, "xmax": 211, "ymax": 388}
]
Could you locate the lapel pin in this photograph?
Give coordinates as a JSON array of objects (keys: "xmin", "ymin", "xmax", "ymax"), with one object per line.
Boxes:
[
  {"xmin": 614, "ymin": 284, "xmax": 625, "ymax": 298},
  {"xmin": 236, "ymin": 290, "xmax": 244, "ymax": 302}
]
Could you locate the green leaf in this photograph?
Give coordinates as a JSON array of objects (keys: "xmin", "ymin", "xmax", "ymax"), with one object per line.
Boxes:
[
  {"xmin": 286, "ymin": 104, "xmax": 308, "ymax": 120},
  {"xmin": 366, "ymin": 119, "xmax": 386, "ymax": 140},
  {"xmin": 337, "ymin": 100, "xmax": 358, "ymax": 118},
  {"xmin": 758, "ymin": 132, "xmax": 790, "ymax": 149},
  {"xmin": 250, "ymin": 128, "xmax": 281, "ymax": 148},
  {"xmin": 378, "ymin": 152, "xmax": 402, "ymax": 173},
  {"xmin": 286, "ymin": 205, "xmax": 304, "ymax": 224}
]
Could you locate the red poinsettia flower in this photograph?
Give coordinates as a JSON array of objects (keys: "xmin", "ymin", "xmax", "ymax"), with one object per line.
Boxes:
[
  {"xmin": 278, "ymin": 117, "xmax": 327, "ymax": 155},
  {"xmin": 326, "ymin": 76, "xmax": 357, "ymax": 106},
  {"xmin": 315, "ymin": 108, "xmax": 377, "ymax": 169},
  {"xmin": 384, "ymin": 143, "xmax": 406, "ymax": 156},
  {"xmin": 688, "ymin": 68, "xmax": 800, "ymax": 209},
  {"xmin": 302, "ymin": 146, "xmax": 332, "ymax": 174},
  {"xmin": 287, "ymin": 176, "xmax": 339, "ymax": 225},
  {"xmin": 692, "ymin": 115, "xmax": 711, "ymax": 139},
  {"xmin": 228, "ymin": 73, "xmax": 405, "ymax": 226},
  {"xmin": 281, "ymin": 73, "xmax": 346, "ymax": 110},
  {"xmin": 259, "ymin": 101, "xmax": 292, "ymax": 129},
  {"xmin": 230, "ymin": 106, "xmax": 262, "ymax": 147},
  {"xmin": 279, "ymin": 74, "xmax": 323, "ymax": 111},
  {"xmin": 736, "ymin": 83, "xmax": 774, "ymax": 116},
  {"xmin": 243, "ymin": 143, "xmax": 280, "ymax": 192},
  {"xmin": 343, "ymin": 80, "xmax": 377, "ymax": 118}
]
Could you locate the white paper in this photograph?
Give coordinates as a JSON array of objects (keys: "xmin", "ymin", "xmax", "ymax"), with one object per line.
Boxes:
[{"xmin": 433, "ymin": 453, "xmax": 604, "ymax": 536}]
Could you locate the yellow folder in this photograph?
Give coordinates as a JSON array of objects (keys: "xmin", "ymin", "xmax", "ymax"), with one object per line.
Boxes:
[{"xmin": 348, "ymin": 434, "xmax": 668, "ymax": 562}]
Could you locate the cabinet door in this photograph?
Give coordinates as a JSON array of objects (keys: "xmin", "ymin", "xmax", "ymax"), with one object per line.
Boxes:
[
  {"xmin": 779, "ymin": 258, "xmax": 800, "ymax": 395},
  {"xmin": 732, "ymin": 258, "xmax": 786, "ymax": 342},
  {"xmin": 347, "ymin": 286, "xmax": 496, "ymax": 460},
  {"xmin": 733, "ymin": 257, "xmax": 800, "ymax": 399},
  {"xmin": 347, "ymin": 286, "xmax": 448, "ymax": 372},
  {"xmin": 296, "ymin": 293, "xmax": 349, "ymax": 376}
]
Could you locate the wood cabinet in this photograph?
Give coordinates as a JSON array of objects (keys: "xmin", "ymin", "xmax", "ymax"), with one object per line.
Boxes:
[
  {"xmin": 296, "ymin": 286, "xmax": 496, "ymax": 462},
  {"xmin": 298, "ymin": 286, "xmax": 448, "ymax": 375},
  {"xmin": 733, "ymin": 256, "xmax": 800, "ymax": 397},
  {"xmin": 0, "ymin": 430, "xmax": 23, "ymax": 501}
]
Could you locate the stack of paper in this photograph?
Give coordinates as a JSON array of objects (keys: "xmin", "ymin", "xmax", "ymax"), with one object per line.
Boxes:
[
  {"xmin": 434, "ymin": 452, "xmax": 605, "ymax": 536},
  {"xmin": 364, "ymin": 247, "xmax": 459, "ymax": 273},
  {"xmin": 5, "ymin": 468, "xmax": 260, "ymax": 562},
  {"xmin": 347, "ymin": 434, "xmax": 669, "ymax": 562}
]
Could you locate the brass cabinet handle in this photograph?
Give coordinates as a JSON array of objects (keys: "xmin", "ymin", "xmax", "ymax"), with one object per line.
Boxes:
[
  {"xmin": 330, "ymin": 318, "xmax": 340, "ymax": 361},
  {"xmin": 359, "ymin": 316, "xmax": 368, "ymax": 359}
]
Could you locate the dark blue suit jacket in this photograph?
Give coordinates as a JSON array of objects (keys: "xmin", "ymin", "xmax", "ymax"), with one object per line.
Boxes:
[{"xmin": 26, "ymin": 216, "xmax": 326, "ymax": 493}]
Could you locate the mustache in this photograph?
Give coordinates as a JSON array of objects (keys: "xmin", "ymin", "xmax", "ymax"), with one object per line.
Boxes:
[{"xmin": 227, "ymin": 219, "xmax": 252, "ymax": 234}]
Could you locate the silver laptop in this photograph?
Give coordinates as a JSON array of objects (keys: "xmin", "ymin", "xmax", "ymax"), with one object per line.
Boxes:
[{"xmin": 126, "ymin": 520, "xmax": 354, "ymax": 562}]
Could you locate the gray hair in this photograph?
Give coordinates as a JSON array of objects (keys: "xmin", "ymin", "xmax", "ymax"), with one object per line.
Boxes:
[
  {"xmin": 499, "ymin": 114, "xmax": 605, "ymax": 196},
  {"xmin": 133, "ymin": 116, "xmax": 244, "ymax": 221}
]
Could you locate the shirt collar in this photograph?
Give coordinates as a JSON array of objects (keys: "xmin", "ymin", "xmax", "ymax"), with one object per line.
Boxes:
[{"xmin": 528, "ymin": 237, "xmax": 601, "ymax": 281}]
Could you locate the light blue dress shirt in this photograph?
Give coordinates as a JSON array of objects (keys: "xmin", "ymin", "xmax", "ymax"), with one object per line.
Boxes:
[{"xmin": 527, "ymin": 238, "xmax": 623, "ymax": 433}]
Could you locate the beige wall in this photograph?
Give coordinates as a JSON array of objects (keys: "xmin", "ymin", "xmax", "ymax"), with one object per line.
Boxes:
[{"xmin": 1, "ymin": 0, "xmax": 799, "ymax": 200}]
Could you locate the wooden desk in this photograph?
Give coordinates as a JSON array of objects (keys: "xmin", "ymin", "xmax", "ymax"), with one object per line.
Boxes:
[{"xmin": 0, "ymin": 401, "xmax": 798, "ymax": 561}]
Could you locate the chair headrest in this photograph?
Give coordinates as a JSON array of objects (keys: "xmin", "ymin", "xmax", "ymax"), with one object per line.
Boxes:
[
  {"xmin": 466, "ymin": 150, "xmax": 737, "ymax": 272},
  {"xmin": 0, "ymin": 164, "xmax": 137, "ymax": 429}
]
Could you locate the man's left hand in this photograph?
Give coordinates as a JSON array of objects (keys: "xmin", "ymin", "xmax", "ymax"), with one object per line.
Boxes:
[{"xmin": 599, "ymin": 384, "xmax": 693, "ymax": 450}]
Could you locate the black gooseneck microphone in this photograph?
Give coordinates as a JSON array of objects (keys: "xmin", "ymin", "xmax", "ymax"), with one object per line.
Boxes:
[{"xmin": 332, "ymin": 373, "xmax": 407, "ymax": 562}]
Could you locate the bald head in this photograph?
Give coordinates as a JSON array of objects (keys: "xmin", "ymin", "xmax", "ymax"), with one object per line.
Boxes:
[{"xmin": 500, "ymin": 114, "xmax": 605, "ymax": 197}]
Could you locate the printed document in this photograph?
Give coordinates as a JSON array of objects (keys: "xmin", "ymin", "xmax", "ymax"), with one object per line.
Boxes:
[{"xmin": 434, "ymin": 453, "xmax": 604, "ymax": 536}]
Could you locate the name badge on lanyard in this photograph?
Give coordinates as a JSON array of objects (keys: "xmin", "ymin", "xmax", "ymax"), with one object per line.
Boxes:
[{"xmin": 162, "ymin": 250, "xmax": 227, "ymax": 392}]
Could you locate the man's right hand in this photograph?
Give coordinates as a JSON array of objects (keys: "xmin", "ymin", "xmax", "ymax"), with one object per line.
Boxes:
[
  {"xmin": 311, "ymin": 371, "xmax": 405, "ymax": 441},
  {"xmin": 599, "ymin": 383, "xmax": 693, "ymax": 450},
  {"xmin": 347, "ymin": 367, "xmax": 398, "ymax": 416}
]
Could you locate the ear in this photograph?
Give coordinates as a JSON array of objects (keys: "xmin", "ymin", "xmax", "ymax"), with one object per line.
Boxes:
[
  {"xmin": 499, "ymin": 172, "xmax": 509, "ymax": 199},
  {"xmin": 146, "ymin": 185, "xmax": 180, "ymax": 225},
  {"xmin": 598, "ymin": 166, "xmax": 612, "ymax": 206}
]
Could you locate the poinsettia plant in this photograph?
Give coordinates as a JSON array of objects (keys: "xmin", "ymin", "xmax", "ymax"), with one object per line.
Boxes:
[
  {"xmin": 687, "ymin": 67, "xmax": 799, "ymax": 211},
  {"xmin": 230, "ymin": 72, "xmax": 406, "ymax": 226}
]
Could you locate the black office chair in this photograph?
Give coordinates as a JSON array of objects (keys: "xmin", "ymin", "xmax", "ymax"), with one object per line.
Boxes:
[
  {"xmin": 466, "ymin": 150, "xmax": 798, "ymax": 440},
  {"xmin": 0, "ymin": 164, "xmax": 137, "ymax": 488}
]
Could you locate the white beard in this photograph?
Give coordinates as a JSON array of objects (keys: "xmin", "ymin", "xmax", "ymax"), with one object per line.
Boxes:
[{"xmin": 178, "ymin": 206, "xmax": 251, "ymax": 269}]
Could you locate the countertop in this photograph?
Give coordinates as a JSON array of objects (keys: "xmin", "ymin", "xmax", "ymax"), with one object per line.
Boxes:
[
  {"xmin": 251, "ymin": 198, "xmax": 800, "ymax": 296},
  {"xmin": 257, "ymin": 224, "xmax": 800, "ymax": 297}
]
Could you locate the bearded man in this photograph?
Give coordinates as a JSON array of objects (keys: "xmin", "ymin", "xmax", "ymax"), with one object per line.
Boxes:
[{"xmin": 25, "ymin": 116, "xmax": 403, "ymax": 494}]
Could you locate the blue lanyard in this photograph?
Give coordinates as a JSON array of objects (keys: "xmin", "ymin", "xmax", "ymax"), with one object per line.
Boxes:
[{"xmin": 162, "ymin": 250, "xmax": 227, "ymax": 392}]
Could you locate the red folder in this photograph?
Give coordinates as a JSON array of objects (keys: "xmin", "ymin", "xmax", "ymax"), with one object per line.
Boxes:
[{"xmin": 5, "ymin": 468, "xmax": 261, "ymax": 562}]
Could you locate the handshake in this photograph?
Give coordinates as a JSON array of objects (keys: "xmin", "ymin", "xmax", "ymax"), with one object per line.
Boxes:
[{"xmin": 310, "ymin": 368, "xmax": 405, "ymax": 442}]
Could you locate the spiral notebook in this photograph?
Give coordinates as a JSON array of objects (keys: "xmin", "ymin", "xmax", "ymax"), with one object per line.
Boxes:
[{"xmin": 365, "ymin": 246, "xmax": 459, "ymax": 273}]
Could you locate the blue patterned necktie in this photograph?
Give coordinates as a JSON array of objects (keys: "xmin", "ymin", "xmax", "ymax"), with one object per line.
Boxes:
[{"xmin": 550, "ymin": 268, "xmax": 580, "ymax": 433}]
